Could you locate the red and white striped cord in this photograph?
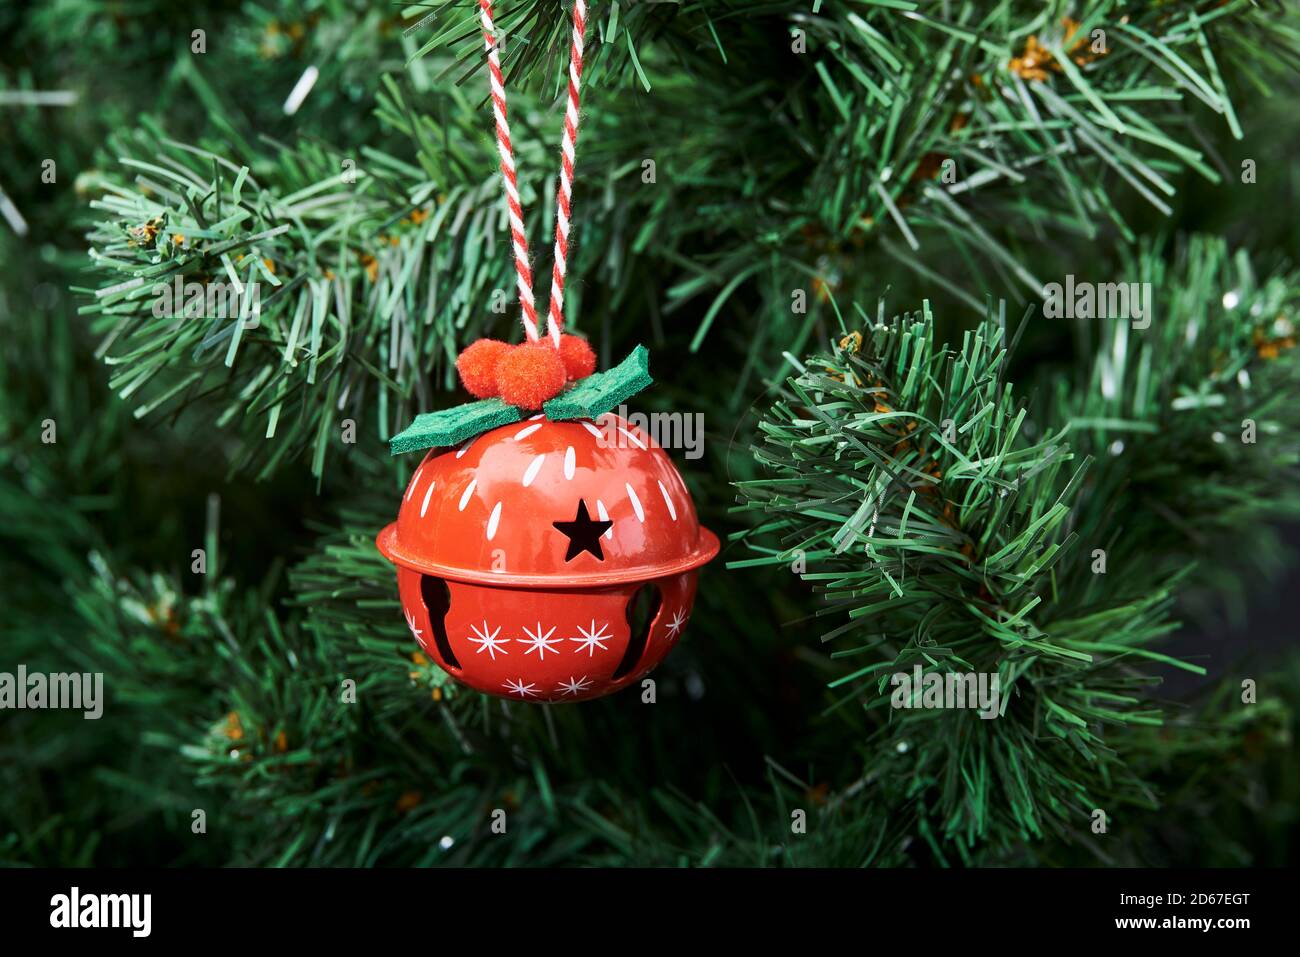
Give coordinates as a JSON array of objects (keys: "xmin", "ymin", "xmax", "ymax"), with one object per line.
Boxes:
[
  {"xmin": 477, "ymin": 0, "xmax": 587, "ymax": 348},
  {"xmin": 545, "ymin": 0, "xmax": 586, "ymax": 348},
  {"xmin": 478, "ymin": 0, "xmax": 538, "ymax": 341}
]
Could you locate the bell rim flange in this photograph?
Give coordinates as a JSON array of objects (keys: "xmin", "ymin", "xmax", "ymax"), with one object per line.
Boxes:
[{"xmin": 375, "ymin": 523, "xmax": 720, "ymax": 589}]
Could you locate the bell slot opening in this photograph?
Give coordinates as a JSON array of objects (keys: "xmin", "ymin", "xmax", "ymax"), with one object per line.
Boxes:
[
  {"xmin": 419, "ymin": 576, "xmax": 460, "ymax": 670},
  {"xmin": 613, "ymin": 583, "xmax": 662, "ymax": 680}
]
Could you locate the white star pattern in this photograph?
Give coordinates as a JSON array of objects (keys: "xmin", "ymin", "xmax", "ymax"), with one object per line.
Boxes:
[
  {"xmin": 467, "ymin": 620, "xmax": 509, "ymax": 659},
  {"xmin": 516, "ymin": 622, "xmax": 563, "ymax": 659},
  {"xmin": 404, "ymin": 608, "xmax": 424, "ymax": 643},
  {"xmin": 556, "ymin": 675, "xmax": 593, "ymax": 696},
  {"xmin": 665, "ymin": 608, "xmax": 687, "ymax": 639},
  {"xmin": 503, "ymin": 678, "xmax": 539, "ymax": 697},
  {"xmin": 569, "ymin": 620, "xmax": 612, "ymax": 656}
]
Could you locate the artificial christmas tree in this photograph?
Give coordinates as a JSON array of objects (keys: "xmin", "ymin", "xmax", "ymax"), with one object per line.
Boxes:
[{"xmin": 1, "ymin": 0, "xmax": 1298, "ymax": 869}]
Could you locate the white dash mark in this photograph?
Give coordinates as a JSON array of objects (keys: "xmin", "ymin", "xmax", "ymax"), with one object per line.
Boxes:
[
  {"xmin": 405, "ymin": 466, "xmax": 424, "ymax": 501},
  {"xmin": 420, "ymin": 481, "xmax": 436, "ymax": 518},
  {"xmin": 626, "ymin": 484, "xmax": 645, "ymax": 523},
  {"xmin": 455, "ymin": 436, "xmax": 477, "ymax": 459},
  {"xmin": 486, "ymin": 502, "xmax": 502, "ymax": 540},
  {"xmin": 580, "ymin": 421, "xmax": 603, "ymax": 440},
  {"xmin": 619, "ymin": 427, "xmax": 647, "ymax": 450},
  {"xmin": 458, "ymin": 479, "xmax": 477, "ymax": 511},
  {"xmin": 522, "ymin": 454, "xmax": 545, "ymax": 487},
  {"xmin": 564, "ymin": 446, "xmax": 576, "ymax": 480},
  {"xmin": 596, "ymin": 500, "xmax": 613, "ymax": 539},
  {"xmin": 529, "ymin": 413, "xmax": 544, "ymax": 420},
  {"xmin": 657, "ymin": 480, "xmax": 677, "ymax": 520},
  {"xmin": 514, "ymin": 423, "xmax": 543, "ymax": 440}
]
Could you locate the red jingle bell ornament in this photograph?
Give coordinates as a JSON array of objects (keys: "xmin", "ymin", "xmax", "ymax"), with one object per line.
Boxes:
[
  {"xmin": 379, "ymin": 1, "xmax": 716, "ymax": 701},
  {"xmin": 377, "ymin": 411, "xmax": 718, "ymax": 701}
]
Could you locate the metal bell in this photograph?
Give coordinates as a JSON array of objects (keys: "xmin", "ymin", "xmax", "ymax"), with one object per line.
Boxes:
[{"xmin": 377, "ymin": 413, "xmax": 718, "ymax": 701}]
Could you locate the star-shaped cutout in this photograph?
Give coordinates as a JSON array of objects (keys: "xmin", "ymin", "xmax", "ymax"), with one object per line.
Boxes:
[
  {"xmin": 467, "ymin": 620, "xmax": 509, "ymax": 659},
  {"xmin": 569, "ymin": 620, "xmax": 612, "ymax": 656},
  {"xmin": 516, "ymin": 622, "xmax": 562, "ymax": 659},
  {"xmin": 552, "ymin": 500, "xmax": 613, "ymax": 561},
  {"xmin": 556, "ymin": 675, "xmax": 593, "ymax": 696}
]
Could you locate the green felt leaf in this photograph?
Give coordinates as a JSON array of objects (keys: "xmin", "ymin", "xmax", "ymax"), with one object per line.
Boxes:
[
  {"xmin": 387, "ymin": 348, "xmax": 653, "ymax": 455},
  {"xmin": 389, "ymin": 398, "xmax": 522, "ymax": 455},
  {"xmin": 544, "ymin": 345, "xmax": 652, "ymax": 421}
]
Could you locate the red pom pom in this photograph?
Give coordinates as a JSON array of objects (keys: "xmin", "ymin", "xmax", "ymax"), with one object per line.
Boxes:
[
  {"xmin": 496, "ymin": 343, "xmax": 567, "ymax": 410},
  {"xmin": 456, "ymin": 339, "xmax": 510, "ymax": 398},
  {"xmin": 557, "ymin": 334, "xmax": 597, "ymax": 381}
]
